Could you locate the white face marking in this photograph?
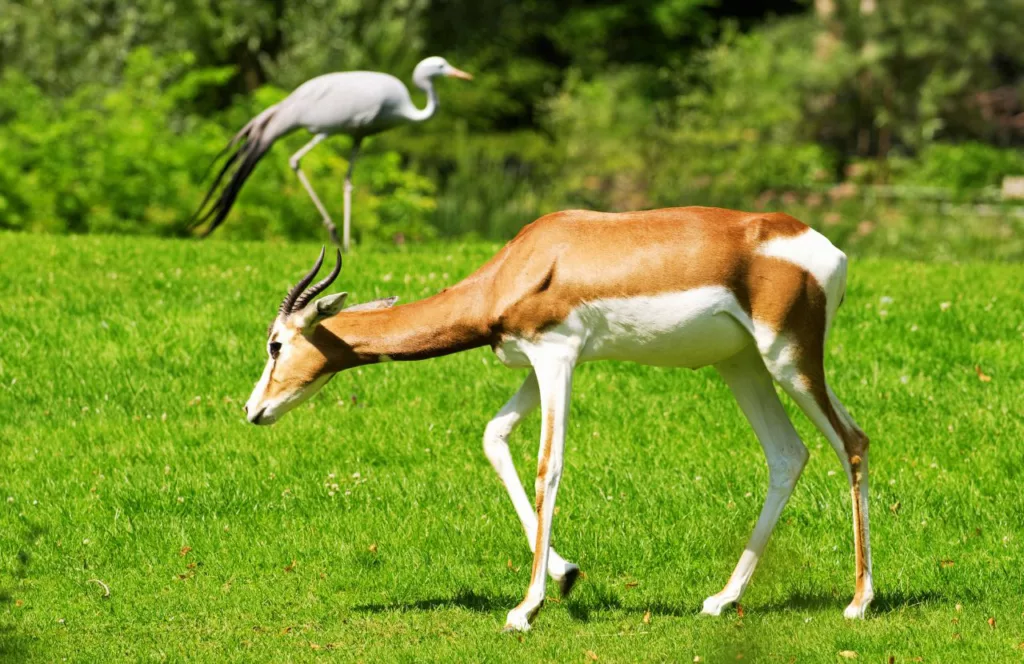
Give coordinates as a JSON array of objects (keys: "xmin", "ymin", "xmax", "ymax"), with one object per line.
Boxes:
[{"xmin": 245, "ymin": 358, "xmax": 275, "ymax": 420}]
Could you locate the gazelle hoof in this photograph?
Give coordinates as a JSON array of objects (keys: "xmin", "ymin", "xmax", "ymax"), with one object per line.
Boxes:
[
  {"xmin": 558, "ymin": 566, "xmax": 581, "ymax": 598},
  {"xmin": 843, "ymin": 602, "xmax": 869, "ymax": 619},
  {"xmin": 502, "ymin": 611, "xmax": 533, "ymax": 633},
  {"xmin": 701, "ymin": 594, "xmax": 734, "ymax": 616}
]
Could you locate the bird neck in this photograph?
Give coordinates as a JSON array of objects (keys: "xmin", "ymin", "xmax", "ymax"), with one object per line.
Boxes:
[{"xmin": 408, "ymin": 75, "xmax": 439, "ymax": 123}]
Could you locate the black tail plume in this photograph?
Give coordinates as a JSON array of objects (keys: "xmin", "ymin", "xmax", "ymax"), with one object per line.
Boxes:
[{"xmin": 188, "ymin": 107, "xmax": 279, "ymax": 237}]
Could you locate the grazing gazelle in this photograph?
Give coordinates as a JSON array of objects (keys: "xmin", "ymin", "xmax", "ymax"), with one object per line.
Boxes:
[{"xmin": 243, "ymin": 207, "xmax": 873, "ymax": 631}]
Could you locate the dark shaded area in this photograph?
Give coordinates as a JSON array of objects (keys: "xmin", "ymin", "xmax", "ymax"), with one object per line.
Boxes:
[
  {"xmin": 353, "ymin": 589, "xmax": 520, "ymax": 614},
  {"xmin": 0, "ymin": 520, "xmax": 46, "ymax": 662},
  {"xmin": 353, "ymin": 585, "xmax": 960, "ymax": 623},
  {"xmin": 758, "ymin": 588, "xmax": 955, "ymax": 614}
]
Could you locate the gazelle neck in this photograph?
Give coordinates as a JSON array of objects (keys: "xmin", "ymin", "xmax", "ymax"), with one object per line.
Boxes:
[{"xmin": 320, "ymin": 283, "xmax": 493, "ymax": 362}]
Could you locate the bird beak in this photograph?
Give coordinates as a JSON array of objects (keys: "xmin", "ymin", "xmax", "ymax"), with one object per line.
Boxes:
[{"xmin": 446, "ymin": 67, "xmax": 473, "ymax": 81}]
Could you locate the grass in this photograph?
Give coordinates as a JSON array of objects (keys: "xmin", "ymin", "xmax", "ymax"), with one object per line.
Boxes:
[{"xmin": 0, "ymin": 231, "xmax": 1022, "ymax": 662}]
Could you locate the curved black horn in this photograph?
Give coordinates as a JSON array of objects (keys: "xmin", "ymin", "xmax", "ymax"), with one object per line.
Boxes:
[
  {"xmin": 292, "ymin": 249, "xmax": 342, "ymax": 312},
  {"xmin": 278, "ymin": 246, "xmax": 326, "ymax": 317}
]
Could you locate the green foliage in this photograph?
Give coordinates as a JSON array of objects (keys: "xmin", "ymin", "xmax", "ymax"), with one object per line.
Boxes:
[
  {"xmin": 819, "ymin": 0, "xmax": 1024, "ymax": 150},
  {"xmin": 0, "ymin": 49, "xmax": 436, "ymax": 243},
  {"xmin": 666, "ymin": 18, "xmax": 842, "ymax": 208},
  {"xmin": 1, "ymin": 0, "xmax": 1023, "ymax": 245},
  {"xmin": 2, "ymin": 233, "xmax": 1023, "ymax": 660},
  {"xmin": 891, "ymin": 142, "xmax": 1024, "ymax": 194}
]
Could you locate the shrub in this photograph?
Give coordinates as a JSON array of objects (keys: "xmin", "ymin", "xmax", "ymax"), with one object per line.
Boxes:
[
  {"xmin": 891, "ymin": 142, "xmax": 1024, "ymax": 195},
  {"xmin": 0, "ymin": 49, "xmax": 437, "ymax": 244}
]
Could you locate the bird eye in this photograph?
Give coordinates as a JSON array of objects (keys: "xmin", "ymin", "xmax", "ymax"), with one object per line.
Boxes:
[{"xmin": 268, "ymin": 341, "xmax": 282, "ymax": 359}]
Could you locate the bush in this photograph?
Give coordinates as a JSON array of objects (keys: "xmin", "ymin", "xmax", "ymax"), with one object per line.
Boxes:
[
  {"xmin": 0, "ymin": 49, "xmax": 437, "ymax": 244},
  {"xmin": 891, "ymin": 142, "xmax": 1024, "ymax": 195}
]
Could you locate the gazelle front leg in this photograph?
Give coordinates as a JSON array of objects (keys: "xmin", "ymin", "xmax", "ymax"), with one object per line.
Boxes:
[
  {"xmin": 483, "ymin": 370, "xmax": 581, "ymax": 595},
  {"xmin": 504, "ymin": 355, "xmax": 575, "ymax": 632}
]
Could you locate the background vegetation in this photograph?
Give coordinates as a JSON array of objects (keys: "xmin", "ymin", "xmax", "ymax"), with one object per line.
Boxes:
[
  {"xmin": 1, "ymin": 0, "xmax": 1022, "ymax": 252},
  {"xmin": 1, "ymin": 3, "xmax": 1021, "ymax": 660}
]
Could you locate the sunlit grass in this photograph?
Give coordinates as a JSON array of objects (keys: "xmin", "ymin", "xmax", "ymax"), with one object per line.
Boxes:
[{"xmin": 0, "ymin": 232, "xmax": 1021, "ymax": 662}]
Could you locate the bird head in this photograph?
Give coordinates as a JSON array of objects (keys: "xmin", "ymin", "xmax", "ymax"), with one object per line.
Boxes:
[{"xmin": 414, "ymin": 56, "xmax": 473, "ymax": 82}]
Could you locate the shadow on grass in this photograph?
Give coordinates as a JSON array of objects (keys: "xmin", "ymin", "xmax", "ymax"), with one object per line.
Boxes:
[
  {"xmin": 0, "ymin": 519, "xmax": 47, "ymax": 662},
  {"xmin": 570, "ymin": 587, "xmax": 960, "ymax": 622},
  {"xmin": 352, "ymin": 585, "xmax": 957, "ymax": 625},
  {"xmin": 759, "ymin": 589, "xmax": 952, "ymax": 614},
  {"xmin": 353, "ymin": 589, "xmax": 520, "ymax": 614}
]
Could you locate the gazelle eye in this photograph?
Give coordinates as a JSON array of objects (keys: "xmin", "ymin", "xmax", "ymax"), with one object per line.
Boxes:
[{"xmin": 268, "ymin": 341, "xmax": 282, "ymax": 359}]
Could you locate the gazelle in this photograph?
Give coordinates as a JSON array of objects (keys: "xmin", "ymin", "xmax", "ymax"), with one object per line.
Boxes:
[{"xmin": 243, "ymin": 207, "xmax": 873, "ymax": 631}]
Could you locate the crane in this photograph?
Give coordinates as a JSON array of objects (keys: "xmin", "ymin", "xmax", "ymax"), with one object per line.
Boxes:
[{"xmin": 188, "ymin": 56, "xmax": 472, "ymax": 250}]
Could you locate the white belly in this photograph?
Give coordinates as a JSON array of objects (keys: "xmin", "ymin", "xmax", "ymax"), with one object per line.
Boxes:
[{"xmin": 495, "ymin": 286, "xmax": 753, "ymax": 369}]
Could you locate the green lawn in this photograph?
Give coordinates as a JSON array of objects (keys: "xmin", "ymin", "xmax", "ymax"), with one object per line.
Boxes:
[{"xmin": 0, "ymin": 232, "xmax": 1022, "ymax": 662}]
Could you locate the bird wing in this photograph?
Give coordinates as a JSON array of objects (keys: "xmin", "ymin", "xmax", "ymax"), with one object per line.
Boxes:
[{"xmin": 283, "ymin": 72, "xmax": 413, "ymax": 136}]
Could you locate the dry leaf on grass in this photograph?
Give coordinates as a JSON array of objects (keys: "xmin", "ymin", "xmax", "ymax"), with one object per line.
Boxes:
[
  {"xmin": 643, "ymin": 610, "xmax": 651, "ymax": 624},
  {"xmin": 368, "ymin": 543, "xmax": 378, "ymax": 554},
  {"xmin": 284, "ymin": 560, "xmax": 296, "ymax": 573},
  {"xmin": 838, "ymin": 651, "xmax": 857, "ymax": 659},
  {"xmin": 975, "ymin": 365, "xmax": 992, "ymax": 382},
  {"xmin": 179, "ymin": 546, "xmax": 192, "ymax": 557},
  {"xmin": 586, "ymin": 650, "xmax": 599, "ymax": 661}
]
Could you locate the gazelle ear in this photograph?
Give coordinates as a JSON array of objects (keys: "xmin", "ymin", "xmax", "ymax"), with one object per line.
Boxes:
[
  {"xmin": 296, "ymin": 292, "xmax": 348, "ymax": 329},
  {"xmin": 344, "ymin": 296, "xmax": 399, "ymax": 312}
]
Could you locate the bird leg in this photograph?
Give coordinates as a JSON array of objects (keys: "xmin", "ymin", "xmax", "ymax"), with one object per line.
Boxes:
[
  {"xmin": 289, "ymin": 133, "xmax": 341, "ymax": 247},
  {"xmin": 342, "ymin": 139, "xmax": 362, "ymax": 253}
]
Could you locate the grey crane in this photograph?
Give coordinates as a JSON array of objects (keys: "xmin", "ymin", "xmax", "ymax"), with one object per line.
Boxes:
[{"xmin": 189, "ymin": 56, "xmax": 472, "ymax": 250}]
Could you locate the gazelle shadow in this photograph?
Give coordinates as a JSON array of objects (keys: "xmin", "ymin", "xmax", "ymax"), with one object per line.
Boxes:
[
  {"xmin": 0, "ymin": 520, "xmax": 46, "ymax": 661},
  {"xmin": 352, "ymin": 585, "xmax": 956, "ymax": 624},
  {"xmin": 758, "ymin": 589, "xmax": 953, "ymax": 615},
  {"xmin": 353, "ymin": 588, "xmax": 519, "ymax": 614}
]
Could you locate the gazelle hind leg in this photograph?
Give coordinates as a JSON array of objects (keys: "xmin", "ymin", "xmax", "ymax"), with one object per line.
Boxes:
[
  {"xmin": 702, "ymin": 346, "xmax": 809, "ymax": 616},
  {"xmin": 482, "ymin": 371, "xmax": 580, "ymax": 595},
  {"xmin": 758, "ymin": 330, "xmax": 873, "ymax": 619}
]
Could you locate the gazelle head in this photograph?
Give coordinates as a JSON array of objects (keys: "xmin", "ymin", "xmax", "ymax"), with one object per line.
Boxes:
[{"xmin": 244, "ymin": 248, "xmax": 397, "ymax": 425}]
